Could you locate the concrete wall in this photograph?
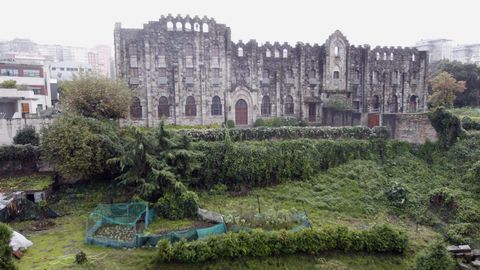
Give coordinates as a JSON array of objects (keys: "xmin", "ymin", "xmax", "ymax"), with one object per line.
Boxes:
[
  {"xmin": 0, "ymin": 118, "xmax": 54, "ymax": 145},
  {"xmin": 383, "ymin": 113, "xmax": 437, "ymax": 144}
]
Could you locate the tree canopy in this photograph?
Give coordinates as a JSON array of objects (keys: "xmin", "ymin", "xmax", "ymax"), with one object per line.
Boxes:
[
  {"xmin": 60, "ymin": 73, "xmax": 133, "ymax": 120},
  {"xmin": 429, "ymin": 71, "xmax": 465, "ymax": 108}
]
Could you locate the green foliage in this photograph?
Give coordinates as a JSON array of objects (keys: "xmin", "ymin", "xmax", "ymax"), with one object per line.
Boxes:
[
  {"xmin": 223, "ymin": 208, "xmax": 303, "ymax": 230},
  {"xmin": 323, "ymin": 94, "xmax": 353, "ymax": 110},
  {"xmin": 155, "ymin": 191, "xmax": 199, "ymax": 220},
  {"xmin": 60, "ymin": 73, "xmax": 133, "ymax": 119},
  {"xmin": 414, "ymin": 242, "xmax": 454, "ymax": 270},
  {"xmin": 165, "ymin": 123, "xmax": 222, "ymax": 130},
  {"xmin": 428, "ymin": 107, "xmax": 462, "ymax": 148},
  {"xmin": 152, "ymin": 224, "xmax": 408, "ymax": 264},
  {"xmin": 194, "ymin": 139, "xmax": 405, "ymax": 189},
  {"xmin": 208, "ymin": 184, "xmax": 228, "ymax": 195},
  {"xmin": 0, "ymin": 174, "xmax": 53, "ymax": 191},
  {"xmin": 178, "ymin": 126, "xmax": 388, "ymax": 142},
  {"xmin": 41, "ymin": 114, "xmax": 122, "ymax": 183},
  {"xmin": 445, "ymin": 223, "xmax": 480, "ymax": 245},
  {"xmin": 13, "ymin": 125, "xmax": 39, "ymax": 146},
  {"xmin": 0, "ymin": 223, "xmax": 16, "ymax": 270},
  {"xmin": 0, "ymin": 80, "xmax": 16, "ymax": 89},
  {"xmin": 0, "ymin": 144, "xmax": 39, "ymax": 163},
  {"xmin": 462, "ymin": 116, "xmax": 480, "ymax": 130},
  {"xmin": 75, "ymin": 250, "xmax": 87, "ymax": 264},
  {"xmin": 384, "ymin": 181, "xmax": 409, "ymax": 208},
  {"xmin": 109, "ymin": 122, "xmax": 201, "ymax": 204},
  {"xmin": 226, "ymin": 120, "xmax": 235, "ymax": 128},
  {"xmin": 254, "ymin": 117, "xmax": 307, "ymax": 127}
]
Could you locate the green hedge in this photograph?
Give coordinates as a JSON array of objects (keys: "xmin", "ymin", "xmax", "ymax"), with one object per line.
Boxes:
[
  {"xmin": 177, "ymin": 126, "xmax": 389, "ymax": 142},
  {"xmin": 152, "ymin": 224, "xmax": 408, "ymax": 264},
  {"xmin": 0, "ymin": 144, "xmax": 40, "ymax": 163},
  {"xmin": 192, "ymin": 139, "xmax": 410, "ymax": 188}
]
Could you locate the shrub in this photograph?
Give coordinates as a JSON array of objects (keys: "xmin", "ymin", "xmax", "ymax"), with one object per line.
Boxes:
[
  {"xmin": 445, "ymin": 223, "xmax": 480, "ymax": 245},
  {"xmin": 462, "ymin": 116, "xmax": 480, "ymax": 130},
  {"xmin": 414, "ymin": 241, "xmax": 455, "ymax": 270},
  {"xmin": 41, "ymin": 114, "xmax": 122, "ymax": 183},
  {"xmin": 0, "ymin": 144, "xmax": 40, "ymax": 163},
  {"xmin": 428, "ymin": 107, "xmax": 462, "ymax": 149},
  {"xmin": 385, "ymin": 181, "xmax": 409, "ymax": 207},
  {"xmin": 75, "ymin": 251, "xmax": 87, "ymax": 264},
  {"xmin": 208, "ymin": 184, "xmax": 228, "ymax": 195},
  {"xmin": 60, "ymin": 73, "xmax": 132, "ymax": 120},
  {"xmin": 254, "ymin": 117, "xmax": 307, "ymax": 127},
  {"xmin": 226, "ymin": 120, "xmax": 235, "ymax": 128},
  {"xmin": 13, "ymin": 125, "xmax": 40, "ymax": 146},
  {"xmin": 152, "ymin": 224, "xmax": 407, "ymax": 264},
  {"xmin": 155, "ymin": 191, "xmax": 199, "ymax": 220},
  {"xmin": 177, "ymin": 126, "xmax": 388, "ymax": 142},
  {"xmin": 0, "ymin": 223, "xmax": 16, "ymax": 270}
]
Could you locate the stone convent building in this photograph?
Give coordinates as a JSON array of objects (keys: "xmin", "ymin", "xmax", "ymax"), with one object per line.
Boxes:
[{"xmin": 114, "ymin": 14, "xmax": 428, "ymax": 127}]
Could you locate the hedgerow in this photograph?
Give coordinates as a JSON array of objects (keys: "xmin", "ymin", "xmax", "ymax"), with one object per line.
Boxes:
[
  {"xmin": 0, "ymin": 144, "xmax": 40, "ymax": 163},
  {"xmin": 152, "ymin": 224, "xmax": 408, "ymax": 265},
  {"xmin": 177, "ymin": 126, "xmax": 388, "ymax": 142},
  {"xmin": 192, "ymin": 139, "xmax": 410, "ymax": 188}
]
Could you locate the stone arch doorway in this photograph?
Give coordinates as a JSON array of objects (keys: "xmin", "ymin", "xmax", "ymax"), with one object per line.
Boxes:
[{"xmin": 235, "ymin": 99, "xmax": 248, "ymax": 125}]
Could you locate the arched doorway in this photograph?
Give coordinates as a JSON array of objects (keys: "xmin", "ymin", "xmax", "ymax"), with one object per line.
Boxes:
[
  {"xmin": 409, "ymin": 95, "xmax": 417, "ymax": 112},
  {"xmin": 235, "ymin": 99, "xmax": 248, "ymax": 125}
]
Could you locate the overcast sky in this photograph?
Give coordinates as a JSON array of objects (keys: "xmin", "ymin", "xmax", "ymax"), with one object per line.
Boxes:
[{"xmin": 1, "ymin": 0, "xmax": 478, "ymax": 48}]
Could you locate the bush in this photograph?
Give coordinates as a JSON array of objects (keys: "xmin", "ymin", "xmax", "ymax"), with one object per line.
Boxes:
[
  {"xmin": 428, "ymin": 107, "xmax": 462, "ymax": 149},
  {"xmin": 0, "ymin": 144, "xmax": 40, "ymax": 163},
  {"xmin": 226, "ymin": 120, "xmax": 235, "ymax": 129},
  {"xmin": 177, "ymin": 126, "xmax": 389, "ymax": 142},
  {"xmin": 13, "ymin": 125, "xmax": 40, "ymax": 146},
  {"xmin": 414, "ymin": 242, "xmax": 455, "ymax": 270},
  {"xmin": 254, "ymin": 117, "xmax": 307, "ymax": 127},
  {"xmin": 193, "ymin": 139, "xmax": 408, "ymax": 189},
  {"xmin": 155, "ymin": 191, "xmax": 199, "ymax": 220},
  {"xmin": 60, "ymin": 73, "xmax": 132, "ymax": 119},
  {"xmin": 0, "ymin": 223, "xmax": 16, "ymax": 270},
  {"xmin": 462, "ymin": 116, "xmax": 480, "ymax": 130},
  {"xmin": 445, "ymin": 223, "xmax": 480, "ymax": 245},
  {"xmin": 41, "ymin": 114, "xmax": 122, "ymax": 183},
  {"xmin": 152, "ymin": 224, "xmax": 407, "ymax": 264}
]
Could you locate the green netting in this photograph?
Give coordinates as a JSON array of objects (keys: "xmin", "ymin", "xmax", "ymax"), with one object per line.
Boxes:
[{"xmin": 86, "ymin": 202, "xmax": 154, "ymax": 248}]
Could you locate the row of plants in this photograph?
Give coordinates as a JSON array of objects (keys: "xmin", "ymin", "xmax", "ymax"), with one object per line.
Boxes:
[
  {"xmin": 0, "ymin": 144, "xmax": 39, "ymax": 163},
  {"xmin": 462, "ymin": 116, "xmax": 480, "ymax": 130},
  {"xmin": 176, "ymin": 126, "xmax": 389, "ymax": 142},
  {"xmin": 193, "ymin": 138, "xmax": 410, "ymax": 189},
  {"xmin": 253, "ymin": 117, "xmax": 308, "ymax": 127},
  {"xmin": 152, "ymin": 224, "xmax": 408, "ymax": 264}
]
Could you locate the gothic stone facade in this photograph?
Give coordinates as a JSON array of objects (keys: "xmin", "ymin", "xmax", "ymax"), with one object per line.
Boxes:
[{"xmin": 114, "ymin": 14, "xmax": 428, "ymax": 126}]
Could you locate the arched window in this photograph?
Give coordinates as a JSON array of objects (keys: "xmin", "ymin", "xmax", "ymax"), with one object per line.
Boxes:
[
  {"xmin": 394, "ymin": 71, "xmax": 399, "ymax": 83},
  {"xmin": 409, "ymin": 95, "xmax": 417, "ymax": 112},
  {"xmin": 202, "ymin": 23, "xmax": 209, "ymax": 32},
  {"xmin": 185, "ymin": 22, "xmax": 192, "ymax": 31},
  {"xmin": 376, "ymin": 52, "xmax": 380, "ymax": 60},
  {"xmin": 175, "ymin": 22, "xmax": 183, "ymax": 31},
  {"xmin": 263, "ymin": 69, "xmax": 269, "ymax": 78},
  {"xmin": 185, "ymin": 96, "xmax": 196, "ymax": 116},
  {"xmin": 130, "ymin": 97, "xmax": 142, "ymax": 118},
  {"xmin": 390, "ymin": 52, "xmax": 394, "ymax": 61},
  {"xmin": 274, "ymin": 49, "xmax": 280, "ymax": 58},
  {"xmin": 333, "ymin": 71, "xmax": 340, "ymax": 79},
  {"xmin": 309, "ymin": 69, "xmax": 316, "ymax": 78},
  {"xmin": 283, "ymin": 49, "xmax": 288, "ymax": 58},
  {"xmin": 372, "ymin": 95, "xmax": 380, "ymax": 111},
  {"xmin": 412, "ymin": 54, "xmax": 416, "ymax": 61},
  {"xmin": 212, "ymin": 45, "xmax": 219, "ymax": 57},
  {"xmin": 158, "ymin": 96, "xmax": 170, "ymax": 118},
  {"xmin": 412, "ymin": 71, "xmax": 417, "ymax": 80},
  {"xmin": 193, "ymin": 23, "xmax": 200, "ymax": 32},
  {"xmin": 166, "ymin": 21, "xmax": 174, "ymax": 31},
  {"xmin": 261, "ymin": 96, "xmax": 271, "ymax": 116},
  {"xmin": 266, "ymin": 49, "xmax": 271, "ymax": 58},
  {"xmin": 211, "ymin": 96, "xmax": 222, "ymax": 115},
  {"xmin": 238, "ymin": 47, "xmax": 244, "ymax": 57},
  {"xmin": 391, "ymin": 95, "xmax": 398, "ymax": 113},
  {"xmin": 185, "ymin": 43, "xmax": 193, "ymax": 56},
  {"xmin": 334, "ymin": 46, "xmax": 339, "ymax": 56},
  {"xmin": 383, "ymin": 52, "xmax": 387, "ymax": 60},
  {"xmin": 355, "ymin": 69, "xmax": 361, "ymax": 80},
  {"xmin": 285, "ymin": 95, "xmax": 294, "ymax": 115}
]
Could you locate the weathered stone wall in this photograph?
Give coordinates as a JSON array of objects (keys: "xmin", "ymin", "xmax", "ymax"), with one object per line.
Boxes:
[
  {"xmin": 383, "ymin": 113, "xmax": 437, "ymax": 144},
  {"xmin": 0, "ymin": 118, "xmax": 54, "ymax": 145},
  {"xmin": 322, "ymin": 108, "xmax": 361, "ymax": 126},
  {"xmin": 114, "ymin": 14, "xmax": 429, "ymax": 127}
]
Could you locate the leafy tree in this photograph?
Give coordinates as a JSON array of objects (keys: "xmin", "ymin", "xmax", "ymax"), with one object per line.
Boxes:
[
  {"xmin": 108, "ymin": 122, "xmax": 201, "ymax": 203},
  {"xmin": 13, "ymin": 125, "xmax": 39, "ymax": 146},
  {"xmin": 429, "ymin": 60, "xmax": 479, "ymax": 107},
  {"xmin": 429, "ymin": 71, "xmax": 465, "ymax": 108},
  {"xmin": 0, "ymin": 223, "xmax": 16, "ymax": 270},
  {"xmin": 41, "ymin": 114, "xmax": 122, "ymax": 183},
  {"xmin": 0, "ymin": 80, "xmax": 16, "ymax": 89},
  {"xmin": 323, "ymin": 94, "xmax": 353, "ymax": 110},
  {"xmin": 60, "ymin": 73, "xmax": 133, "ymax": 120}
]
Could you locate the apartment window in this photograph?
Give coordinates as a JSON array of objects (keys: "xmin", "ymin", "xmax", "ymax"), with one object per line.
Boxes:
[
  {"xmin": 51, "ymin": 67, "xmax": 57, "ymax": 71},
  {"xmin": 60, "ymin": 68, "xmax": 65, "ymax": 71},
  {"xmin": 32, "ymin": 88, "xmax": 42, "ymax": 95},
  {"xmin": 0, "ymin": 68, "xmax": 19, "ymax": 76},
  {"xmin": 333, "ymin": 71, "xmax": 340, "ymax": 79}
]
